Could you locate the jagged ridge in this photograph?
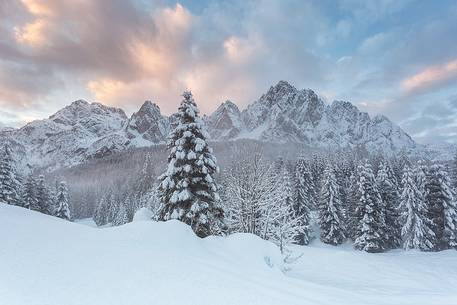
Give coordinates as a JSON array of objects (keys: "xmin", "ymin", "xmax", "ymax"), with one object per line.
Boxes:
[{"xmin": 0, "ymin": 81, "xmax": 419, "ymax": 169}]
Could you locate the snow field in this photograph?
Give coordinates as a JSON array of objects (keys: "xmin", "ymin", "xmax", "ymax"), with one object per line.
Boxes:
[{"xmin": 1, "ymin": 204, "xmax": 456, "ymax": 305}]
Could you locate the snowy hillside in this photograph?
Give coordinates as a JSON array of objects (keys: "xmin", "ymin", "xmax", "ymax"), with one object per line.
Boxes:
[
  {"xmin": 0, "ymin": 81, "xmax": 437, "ymax": 170},
  {"xmin": 1, "ymin": 204, "xmax": 457, "ymax": 305}
]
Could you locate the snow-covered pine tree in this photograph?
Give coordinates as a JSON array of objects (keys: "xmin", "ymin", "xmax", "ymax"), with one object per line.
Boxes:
[
  {"xmin": 413, "ymin": 161, "xmax": 430, "ymax": 236},
  {"xmin": 133, "ymin": 152, "xmax": 158, "ymax": 199},
  {"xmin": 376, "ymin": 161, "xmax": 401, "ymax": 249},
  {"xmin": 273, "ymin": 157, "xmax": 285, "ymax": 174},
  {"xmin": 0, "ymin": 144, "xmax": 20, "ymax": 205},
  {"xmin": 353, "ymin": 161, "xmax": 387, "ymax": 253},
  {"xmin": 440, "ymin": 169, "xmax": 457, "ymax": 249},
  {"xmin": 336, "ymin": 158, "xmax": 353, "ymax": 214},
  {"xmin": 144, "ymin": 184, "xmax": 161, "ymax": 220},
  {"xmin": 424, "ymin": 164, "xmax": 457, "ymax": 249},
  {"xmin": 21, "ymin": 174, "xmax": 39, "ymax": 210},
  {"xmin": 399, "ymin": 165, "xmax": 435, "ymax": 250},
  {"xmin": 107, "ymin": 193, "xmax": 119, "ymax": 224},
  {"xmin": 222, "ymin": 152, "xmax": 277, "ymax": 235},
  {"xmin": 425, "ymin": 164, "xmax": 450, "ymax": 250},
  {"xmin": 93, "ymin": 194, "xmax": 110, "ymax": 226},
  {"xmin": 55, "ymin": 181, "xmax": 71, "ymax": 220},
  {"xmin": 264, "ymin": 168, "xmax": 305, "ymax": 254},
  {"xmin": 157, "ymin": 91, "xmax": 225, "ymax": 237},
  {"xmin": 346, "ymin": 166, "xmax": 360, "ymax": 241},
  {"xmin": 36, "ymin": 175, "xmax": 52, "ymax": 215},
  {"xmin": 392, "ymin": 152, "xmax": 411, "ymax": 190},
  {"xmin": 450, "ymin": 150, "xmax": 457, "ymax": 198},
  {"xmin": 113, "ymin": 200, "xmax": 129, "ymax": 226},
  {"xmin": 124, "ymin": 193, "xmax": 137, "ymax": 222},
  {"xmin": 310, "ymin": 154, "xmax": 325, "ymax": 203},
  {"xmin": 318, "ymin": 164, "xmax": 346, "ymax": 245},
  {"xmin": 294, "ymin": 158, "xmax": 313, "ymax": 245}
]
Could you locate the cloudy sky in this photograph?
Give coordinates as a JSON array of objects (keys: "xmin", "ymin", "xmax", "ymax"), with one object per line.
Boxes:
[{"xmin": 1, "ymin": 0, "xmax": 457, "ymax": 143}]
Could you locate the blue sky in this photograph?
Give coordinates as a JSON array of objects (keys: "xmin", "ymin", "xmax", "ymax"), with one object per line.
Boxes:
[{"xmin": 1, "ymin": 0, "xmax": 457, "ymax": 143}]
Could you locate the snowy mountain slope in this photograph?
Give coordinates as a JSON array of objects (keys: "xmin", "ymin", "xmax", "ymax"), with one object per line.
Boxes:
[
  {"xmin": 1, "ymin": 204, "xmax": 457, "ymax": 305},
  {"xmin": 0, "ymin": 100, "xmax": 172, "ymax": 169},
  {"xmin": 0, "ymin": 81, "xmax": 439, "ymax": 170},
  {"xmin": 206, "ymin": 100, "xmax": 244, "ymax": 140},
  {"xmin": 125, "ymin": 100, "xmax": 170, "ymax": 146},
  {"xmin": 206, "ymin": 81, "xmax": 417, "ymax": 154},
  {"xmin": 3, "ymin": 100, "xmax": 130, "ymax": 169}
]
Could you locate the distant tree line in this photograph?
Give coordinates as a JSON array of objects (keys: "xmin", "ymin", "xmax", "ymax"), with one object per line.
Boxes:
[{"xmin": 0, "ymin": 144, "xmax": 70, "ymax": 220}]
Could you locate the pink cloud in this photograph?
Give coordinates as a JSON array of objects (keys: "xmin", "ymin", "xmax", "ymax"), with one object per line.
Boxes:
[{"xmin": 402, "ymin": 59, "xmax": 457, "ymax": 93}]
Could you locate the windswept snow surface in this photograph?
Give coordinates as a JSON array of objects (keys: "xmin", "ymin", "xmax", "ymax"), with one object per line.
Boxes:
[{"xmin": 1, "ymin": 205, "xmax": 457, "ymax": 305}]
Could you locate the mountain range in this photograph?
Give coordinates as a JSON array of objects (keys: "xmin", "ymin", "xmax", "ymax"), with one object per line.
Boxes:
[{"xmin": 0, "ymin": 81, "xmax": 435, "ymax": 170}]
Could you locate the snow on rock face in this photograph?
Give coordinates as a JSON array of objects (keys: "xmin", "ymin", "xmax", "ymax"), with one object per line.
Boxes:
[
  {"xmin": 6, "ymin": 100, "xmax": 129, "ymax": 169},
  {"xmin": 125, "ymin": 101, "xmax": 170, "ymax": 144},
  {"xmin": 205, "ymin": 100, "xmax": 244, "ymax": 140},
  {"xmin": 0, "ymin": 81, "xmax": 425, "ymax": 170},
  {"xmin": 206, "ymin": 81, "xmax": 417, "ymax": 154},
  {"xmin": 0, "ymin": 100, "xmax": 167, "ymax": 169},
  {"xmin": 49, "ymin": 100, "xmax": 127, "ymax": 136}
]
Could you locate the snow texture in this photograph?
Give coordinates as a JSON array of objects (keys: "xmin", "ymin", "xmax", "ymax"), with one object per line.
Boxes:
[{"xmin": 1, "ymin": 204, "xmax": 457, "ymax": 305}]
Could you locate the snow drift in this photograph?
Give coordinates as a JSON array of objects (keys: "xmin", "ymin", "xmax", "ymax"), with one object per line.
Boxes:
[{"xmin": 1, "ymin": 204, "xmax": 457, "ymax": 305}]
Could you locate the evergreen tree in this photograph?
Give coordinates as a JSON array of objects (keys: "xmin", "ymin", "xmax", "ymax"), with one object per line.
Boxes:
[
  {"xmin": 55, "ymin": 181, "xmax": 71, "ymax": 220},
  {"xmin": 36, "ymin": 175, "xmax": 52, "ymax": 215},
  {"xmin": 293, "ymin": 158, "xmax": 313, "ymax": 245},
  {"xmin": 450, "ymin": 150, "xmax": 457, "ymax": 199},
  {"xmin": 310, "ymin": 154, "xmax": 325, "ymax": 204},
  {"xmin": 346, "ymin": 167, "xmax": 360, "ymax": 241},
  {"xmin": 318, "ymin": 165, "xmax": 346, "ymax": 245},
  {"xmin": 391, "ymin": 152, "xmax": 410, "ymax": 190},
  {"xmin": 376, "ymin": 161, "xmax": 401, "ymax": 248},
  {"xmin": 336, "ymin": 158, "xmax": 353, "ymax": 216},
  {"xmin": 425, "ymin": 164, "xmax": 457, "ymax": 249},
  {"xmin": 21, "ymin": 174, "xmax": 39, "ymax": 210},
  {"xmin": 414, "ymin": 161, "xmax": 428, "ymax": 190},
  {"xmin": 113, "ymin": 200, "xmax": 129, "ymax": 226},
  {"xmin": 425, "ymin": 164, "xmax": 445, "ymax": 249},
  {"xmin": 222, "ymin": 152, "xmax": 277, "ymax": 236},
  {"xmin": 93, "ymin": 194, "xmax": 110, "ymax": 226},
  {"xmin": 264, "ymin": 169, "xmax": 305, "ymax": 254},
  {"xmin": 441, "ymin": 180, "xmax": 457, "ymax": 249},
  {"xmin": 353, "ymin": 161, "xmax": 386, "ymax": 253},
  {"xmin": 399, "ymin": 165, "xmax": 435, "ymax": 250},
  {"xmin": 0, "ymin": 144, "xmax": 20, "ymax": 205},
  {"xmin": 124, "ymin": 193, "xmax": 136, "ymax": 222},
  {"xmin": 157, "ymin": 91, "xmax": 225, "ymax": 237},
  {"xmin": 107, "ymin": 192, "xmax": 119, "ymax": 224},
  {"xmin": 144, "ymin": 184, "xmax": 161, "ymax": 220}
]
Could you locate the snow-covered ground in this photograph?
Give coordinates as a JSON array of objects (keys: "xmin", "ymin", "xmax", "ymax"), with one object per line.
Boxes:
[{"xmin": 1, "ymin": 204, "xmax": 457, "ymax": 305}]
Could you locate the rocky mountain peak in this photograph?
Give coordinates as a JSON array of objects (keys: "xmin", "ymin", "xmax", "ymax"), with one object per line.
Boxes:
[
  {"xmin": 71, "ymin": 99, "xmax": 90, "ymax": 106},
  {"xmin": 372, "ymin": 114, "xmax": 390, "ymax": 123},
  {"xmin": 260, "ymin": 80, "xmax": 297, "ymax": 107},
  {"xmin": 331, "ymin": 100, "xmax": 357, "ymax": 112},
  {"xmin": 272, "ymin": 80, "xmax": 296, "ymax": 94},
  {"xmin": 328, "ymin": 100, "xmax": 361, "ymax": 120},
  {"xmin": 125, "ymin": 100, "xmax": 169, "ymax": 144},
  {"xmin": 207, "ymin": 100, "xmax": 243, "ymax": 140},
  {"xmin": 49, "ymin": 100, "xmax": 127, "ymax": 127},
  {"xmin": 214, "ymin": 100, "xmax": 240, "ymax": 115},
  {"xmin": 137, "ymin": 100, "xmax": 161, "ymax": 117}
]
